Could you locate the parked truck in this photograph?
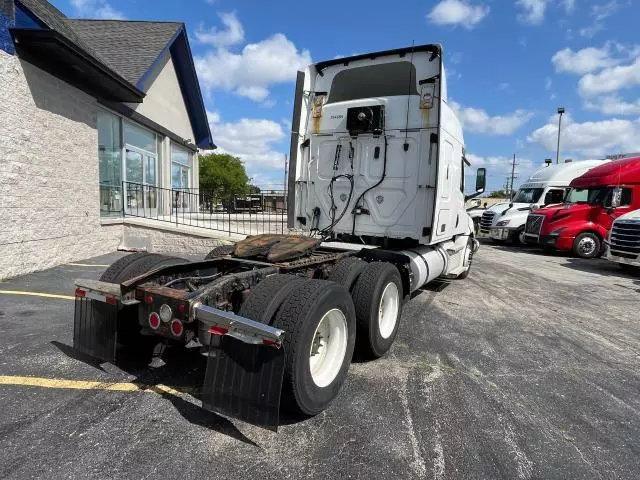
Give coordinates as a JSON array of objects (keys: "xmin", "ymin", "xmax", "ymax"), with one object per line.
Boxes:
[
  {"xmin": 478, "ymin": 161, "xmax": 606, "ymax": 245},
  {"xmin": 73, "ymin": 44, "xmax": 486, "ymax": 431},
  {"xmin": 524, "ymin": 156, "xmax": 640, "ymax": 258},
  {"xmin": 605, "ymin": 209, "xmax": 640, "ymax": 271}
]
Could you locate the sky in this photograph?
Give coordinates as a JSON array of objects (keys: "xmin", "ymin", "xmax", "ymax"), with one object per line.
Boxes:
[{"xmin": 52, "ymin": 0, "xmax": 640, "ymax": 193}]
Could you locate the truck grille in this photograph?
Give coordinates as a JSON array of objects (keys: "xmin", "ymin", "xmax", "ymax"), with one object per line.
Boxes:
[
  {"xmin": 480, "ymin": 211, "xmax": 496, "ymax": 230},
  {"xmin": 609, "ymin": 220, "xmax": 640, "ymax": 258},
  {"xmin": 525, "ymin": 214, "xmax": 544, "ymax": 235}
]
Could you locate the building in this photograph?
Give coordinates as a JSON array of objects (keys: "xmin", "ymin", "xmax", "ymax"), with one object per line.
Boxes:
[{"xmin": 0, "ymin": 0, "xmax": 214, "ymax": 279}]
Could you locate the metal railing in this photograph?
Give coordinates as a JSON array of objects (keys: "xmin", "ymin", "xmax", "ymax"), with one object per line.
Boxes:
[{"xmin": 121, "ymin": 182, "xmax": 287, "ymax": 236}]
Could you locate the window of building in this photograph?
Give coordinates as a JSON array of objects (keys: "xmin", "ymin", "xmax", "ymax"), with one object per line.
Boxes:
[
  {"xmin": 97, "ymin": 110, "xmax": 122, "ymax": 216},
  {"xmin": 171, "ymin": 143, "xmax": 192, "ymax": 190},
  {"xmin": 123, "ymin": 121, "xmax": 158, "ymax": 214}
]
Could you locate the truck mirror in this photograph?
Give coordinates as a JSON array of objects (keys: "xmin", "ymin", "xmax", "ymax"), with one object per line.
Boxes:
[
  {"xmin": 475, "ymin": 168, "xmax": 486, "ymax": 193},
  {"xmin": 610, "ymin": 187, "xmax": 622, "ymax": 209}
]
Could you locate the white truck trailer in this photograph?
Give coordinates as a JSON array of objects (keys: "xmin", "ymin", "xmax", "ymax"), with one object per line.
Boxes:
[
  {"xmin": 478, "ymin": 161, "xmax": 606, "ymax": 245},
  {"xmin": 73, "ymin": 44, "xmax": 485, "ymax": 431}
]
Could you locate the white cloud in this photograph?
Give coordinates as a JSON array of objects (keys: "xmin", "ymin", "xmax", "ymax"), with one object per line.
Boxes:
[
  {"xmin": 583, "ymin": 95, "xmax": 640, "ymax": 116},
  {"xmin": 426, "ymin": 0, "xmax": 489, "ymax": 29},
  {"xmin": 579, "ymin": 1, "xmax": 624, "ymax": 38},
  {"xmin": 516, "ymin": 0, "xmax": 547, "ymax": 25},
  {"xmin": 578, "ymin": 57, "xmax": 640, "ymax": 96},
  {"xmin": 498, "ymin": 82, "xmax": 511, "ymax": 92},
  {"xmin": 195, "ymin": 12, "xmax": 244, "ymax": 47},
  {"xmin": 527, "ymin": 115, "xmax": 640, "ymax": 157},
  {"xmin": 70, "ymin": 0, "xmax": 124, "ymax": 19},
  {"xmin": 552, "ymin": 45, "xmax": 619, "ymax": 75},
  {"xmin": 195, "ymin": 34, "xmax": 311, "ymax": 102},
  {"xmin": 545, "ymin": 77, "xmax": 552, "ymax": 90},
  {"xmin": 207, "ymin": 113, "xmax": 287, "ymax": 173},
  {"xmin": 450, "ymin": 101, "xmax": 534, "ymax": 135}
]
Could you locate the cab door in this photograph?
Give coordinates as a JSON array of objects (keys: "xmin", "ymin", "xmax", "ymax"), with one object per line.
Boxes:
[{"xmin": 596, "ymin": 187, "xmax": 634, "ymax": 232}]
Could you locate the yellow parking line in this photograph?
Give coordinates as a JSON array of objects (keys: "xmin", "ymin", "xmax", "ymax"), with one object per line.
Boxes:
[
  {"xmin": 0, "ymin": 290, "xmax": 75, "ymax": 300},
  {"xmin": 0, "ymin": 375, "xmax": 190, "ymax": 396},
  {"xmin": 67, "ymin": 263, "xmax": 110, "ymax": 267}
]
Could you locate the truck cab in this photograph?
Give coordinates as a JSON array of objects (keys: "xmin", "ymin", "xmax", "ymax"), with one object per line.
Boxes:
[
  {"xmin": 605, "ymin": 209, "xmax": 640, "ymax": 271},
  {"xmin": 524, "ymin": 156, "xmax": 640, "ymax": 258},
  {"xmin": 478, "ymin": 161, "xmax": 605, "ymax": 245}
]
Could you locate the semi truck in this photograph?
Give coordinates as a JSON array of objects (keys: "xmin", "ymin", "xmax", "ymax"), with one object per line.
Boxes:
[
  {"xmin": 524, "ymin": 156, "xmax": 640, "ymax": 258},
  {"xmin": 605, "ymin": 209, "xmax": 640, "ymax": 271},
  {"xmin": 73, "ymin": 44, "xmax": 486, "ymax": 431},
  {"xmin": 478, "ymin": 161, "xmax": 606, "ymax": 245}
]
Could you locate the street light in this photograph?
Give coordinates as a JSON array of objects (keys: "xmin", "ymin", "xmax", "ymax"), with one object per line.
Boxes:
[{"xmin": 556, "ymin": 107, "xmax": 565, "ymax": 165}]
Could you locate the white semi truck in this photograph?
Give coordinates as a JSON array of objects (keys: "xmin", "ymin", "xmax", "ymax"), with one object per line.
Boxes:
[
  {"xmin": 605, "ymin": 209, "xmax": 640, "ymax": 271},
  {"xmin": 478, "ymin": 160, "xmax": 606, "ymax": 245},
  {"xmin": 72, "ymin": 44, "xmax": 485, "ymax": 431}
]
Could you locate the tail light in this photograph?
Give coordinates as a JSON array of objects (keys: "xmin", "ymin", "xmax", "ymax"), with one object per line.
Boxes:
[
  {"xmin": 170, "ymin": 319, "xmax": 183, "ymax": 337},
  {"xmin": 148, "ymin": 312, "xmax": 161, "ymax": 330},
  {"xmin": 145, "ymin": 295, "xmax": 154, "ymax": 305}
]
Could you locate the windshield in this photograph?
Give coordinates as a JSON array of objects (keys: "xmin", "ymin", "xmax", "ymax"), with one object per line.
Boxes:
[
  {"xmin": 512, "ymin": 188, "xmax": 544, "ymax": 203},
  {"xmin": 566, "ymin": 187, "xmax": 612, "ymax": 205},
  {"xmin": 327, "ymin": 62, "xmax": 418, "ymax": 103}
]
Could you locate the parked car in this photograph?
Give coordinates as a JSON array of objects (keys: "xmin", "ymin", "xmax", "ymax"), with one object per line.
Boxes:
[
  {"xmin": 524, "ymin": 156, "xmax": 640, "ymax": 258},
  {"xmin": 478, "ymin": 160, "xmax": 606, "ymax": 245}
]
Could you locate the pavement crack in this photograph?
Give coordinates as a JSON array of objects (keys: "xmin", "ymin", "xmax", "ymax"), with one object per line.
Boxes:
[{"xmin": 398, "ymin": 369, "xmax": 427, "ymax": 478}]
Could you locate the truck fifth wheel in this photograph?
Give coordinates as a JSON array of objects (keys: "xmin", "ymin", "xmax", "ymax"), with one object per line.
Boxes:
[{"xmin": 73, "ymin": 44, "xmax": 486, "ymax": 431}]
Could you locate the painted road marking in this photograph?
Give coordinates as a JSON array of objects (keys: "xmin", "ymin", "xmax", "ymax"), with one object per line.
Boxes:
[
  {"xmin": 67, "ymin": 263, "xmax": 110, "ymax": 267},
  {"xmin": 0, "ymin": 375, "xmax": 193, "ymax": 396},
  {"xmin": 0, "ymin": 290, "xmax": 75, "ymax": 300}
]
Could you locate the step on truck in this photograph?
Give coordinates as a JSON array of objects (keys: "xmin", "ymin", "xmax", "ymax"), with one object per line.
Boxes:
[{"xmin": 73, "ymin": 44, "xmax": 486, "ymax": 431}]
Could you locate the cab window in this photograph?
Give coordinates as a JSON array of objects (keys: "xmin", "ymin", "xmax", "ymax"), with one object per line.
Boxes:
[{"xmin": 544, "ymin": 189, "xmax": 565, "ymax": 205}]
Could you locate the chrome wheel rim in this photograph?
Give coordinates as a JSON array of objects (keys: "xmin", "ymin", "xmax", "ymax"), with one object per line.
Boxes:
[{"xmin": 578, "ymin": 237, "xmax": 596, "ymax": 256}]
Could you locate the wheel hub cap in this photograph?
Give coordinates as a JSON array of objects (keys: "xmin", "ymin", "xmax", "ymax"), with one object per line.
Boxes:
[
  {"xmin": 309, "ymin": 308, "xmax": 348, "ymax": 388},
  {"xmin": 378, "ymin": 282, "xmax": 400, "ymax": 339},
  {"xmin": 578, "ymin": 237, "xmax": 596, "ymax": 255}
]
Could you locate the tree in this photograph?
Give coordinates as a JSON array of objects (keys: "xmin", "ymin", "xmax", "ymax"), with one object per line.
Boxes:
[
  {"xmin": 248, "ymin": 184, "xmax": 261, "ymax": 194},
  {"xmin": 487, "ymin": 190, "xmax": 507, "ymax": 198},
  {"xmin": 199, "ymin": 153, "xmax": 250, "ymax": 197}
]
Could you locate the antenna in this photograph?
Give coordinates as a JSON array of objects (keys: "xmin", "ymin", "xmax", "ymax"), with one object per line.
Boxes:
[{"xmin": 403, "ymin": 41, "xmax": 415, "ymax": 152}]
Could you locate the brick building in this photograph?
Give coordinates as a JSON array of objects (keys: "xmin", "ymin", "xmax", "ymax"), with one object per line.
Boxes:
[{"xmin": 0, "ymin": 0, "xmax": 213, "ymax": 279}]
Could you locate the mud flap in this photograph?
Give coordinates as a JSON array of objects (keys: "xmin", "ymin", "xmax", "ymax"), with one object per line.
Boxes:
[
  {"xmin": 73, "ymin": 297, "xmax": 118, "ymax": 362},
  {"xmin": 201, "ymin": 335, "xmax": 285, "ymax": 431}
]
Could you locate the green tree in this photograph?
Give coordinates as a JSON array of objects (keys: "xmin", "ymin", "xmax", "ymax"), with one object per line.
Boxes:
[
  {"xmin": 199, "ymin": 153, "xmax": 250, "ymax": 197},
  {"xmin": 488, "ymin": 190, "xmax": 507, "ymax": 198}
]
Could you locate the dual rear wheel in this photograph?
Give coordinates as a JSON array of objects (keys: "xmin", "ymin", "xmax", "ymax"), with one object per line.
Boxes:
[{"xmin": 239, "ymin": 259, "xmax": 403, "ymax": 415}]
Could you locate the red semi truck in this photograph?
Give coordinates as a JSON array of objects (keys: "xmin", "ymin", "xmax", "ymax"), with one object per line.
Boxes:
[{"xmin": 524, "ymin": 156, "xmax": 640, "ymax": 258}]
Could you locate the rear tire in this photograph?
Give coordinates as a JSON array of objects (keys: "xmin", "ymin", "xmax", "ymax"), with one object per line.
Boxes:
[
  {"xmin": 352, "ymin": 262, "xmax": 403, "ymax": 359},
  {"xmin": 239, "ymin": 274, "xmax": 305, "ymax": 324},
  {"xmin": 272, "ymin": 280, "xmax": 356, "ymax": 415},
  {"xmin": 573, "ymin": 232, "xmax": 601, "ymax": 259},
  {"xmin": 328, "ymin": 257, "xmax": 366, "ymax": 292}
]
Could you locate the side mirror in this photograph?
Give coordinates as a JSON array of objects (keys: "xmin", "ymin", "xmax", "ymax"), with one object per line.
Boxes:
[
  {"xmin": 465, "ymin": 168, "xmax": 486, "ymax": 202},
  {"xmin": 610, "ymin": 187, "xmax": 622, "ymax": 209},
  {"xmin": 475, "ymin": 168, "xmax": 486, "ymax": 193}
]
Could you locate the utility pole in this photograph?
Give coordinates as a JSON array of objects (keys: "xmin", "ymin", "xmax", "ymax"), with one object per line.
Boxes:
[{"xmin": 509, "ymin": 153, "xmax": 518, "ymax": 196}]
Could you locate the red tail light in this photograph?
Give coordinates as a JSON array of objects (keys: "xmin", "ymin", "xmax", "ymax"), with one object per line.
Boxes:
[
  {"xmin": 105, "ymin": 296, "xmax": 117, "ymax": 305},
  {"xmin": 170, "ymin": 319, "xmax": 183, "ymax": 337},
  {"xmin": 208, "ymin": 325, "xmax": 229, "ymax": 336},
  {"xmin": 75, "ymin": 288, "xmax": 86, "ymax": 297},
  {"xmin": 177, "ymin": 303, "xmax": 187, "ymax": 314},
  {"xmin": 148, "ymin": 312, "xmax": 161, "ymax": 330},
  {"xmin": 145, "ymin": 295, "xmax": 154, "ymax": 305}
]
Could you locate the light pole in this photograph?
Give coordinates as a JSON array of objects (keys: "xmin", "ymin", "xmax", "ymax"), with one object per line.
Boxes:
[{"xmin": 556, "ymin": 106, "xmax": 565, "ymax": 165}]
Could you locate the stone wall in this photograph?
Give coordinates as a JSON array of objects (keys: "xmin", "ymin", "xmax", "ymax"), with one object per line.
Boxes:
[{"xmin": 0, "ymin": 51, "xmax": 123, "ymax": 279}]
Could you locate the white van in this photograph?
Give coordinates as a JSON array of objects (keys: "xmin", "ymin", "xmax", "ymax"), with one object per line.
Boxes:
[{"xmin": 478, "ymin": 160, "xmax": 607, "ymax": 244}]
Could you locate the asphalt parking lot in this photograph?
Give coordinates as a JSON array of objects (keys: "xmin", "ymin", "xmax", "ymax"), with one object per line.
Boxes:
[{"xmin": 0, "ymin": 244, "xmax": 639, "ymax": 479}]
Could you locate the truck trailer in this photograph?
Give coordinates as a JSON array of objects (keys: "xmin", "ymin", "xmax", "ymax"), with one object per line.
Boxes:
[{"xmin": 73, "ymin": 44, "xmax": 486, "ymax": 430}]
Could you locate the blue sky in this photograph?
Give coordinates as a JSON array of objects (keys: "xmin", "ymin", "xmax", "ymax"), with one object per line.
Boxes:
[{"xmin": 53, "ymin": 0, "xmax": 640, "ymax": 193}]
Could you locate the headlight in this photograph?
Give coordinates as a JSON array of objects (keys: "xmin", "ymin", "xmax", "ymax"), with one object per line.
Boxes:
[{"xmin": 496, "ymin": 220, "xmax": 510, "ymax": 227}]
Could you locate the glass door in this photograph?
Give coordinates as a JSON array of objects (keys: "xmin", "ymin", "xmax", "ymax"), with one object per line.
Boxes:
[{"xmin": 124, "ymin": 146, "xmax": 157, "ymax": 217}]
